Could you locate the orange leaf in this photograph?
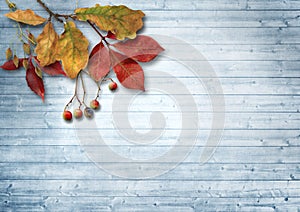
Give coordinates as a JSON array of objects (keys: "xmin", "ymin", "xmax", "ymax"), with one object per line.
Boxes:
[
  {"xmin": 75, "ymin": 5, "xmax": 145, "ymax": 40},
  {"xmin": 56, "ymin": 21, "xmax": 89, "ymax": 79},
  {"xmin": 35, "ymin": 22, "xmax": 59, "ymax": 67},
  {"xmin": 5, "ymin": 9, "xmax": 46, "ymax": 26},
  {"xmin": 110, "ymin": 50, "xmax": 145, "ymax": 91}
]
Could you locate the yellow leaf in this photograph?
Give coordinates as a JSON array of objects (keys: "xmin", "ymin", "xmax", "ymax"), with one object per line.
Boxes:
[
  {"xmin": 5, "ymin": 9, "xmax": 46, "ymax": 26},
  {"xmin": 35, "ymin": 66, "xmax": 43, "ymax": 79},
  {"xmin": 28, "ymin": 32, "xmax": 37, "ymax": 45},
  {"xmin": 5, "ymin": 48, "xmax": 12, "ymax": 60},
  {"xmin": 35, "ymin": 22, "xmax": 59, "ymax": 67},
  {"xmin": 13, "ymin": 55, "xmax": 19, "ymax": 68},
  {"xmin": 23, "ymin": 43, "xmax": 31, "ymax": 55},
  {"xmin": 75, "ymin": 5, "xmax": 145, "ymax": 40},
  {"xmin": 56, "ymin": 21, "xmax": 89, "ymax": 79}
]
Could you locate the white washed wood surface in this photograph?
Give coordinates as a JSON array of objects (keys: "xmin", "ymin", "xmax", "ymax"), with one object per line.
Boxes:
[{"xmin": 0, "ymin": 0, "xmax": 299, "ymax": 211}]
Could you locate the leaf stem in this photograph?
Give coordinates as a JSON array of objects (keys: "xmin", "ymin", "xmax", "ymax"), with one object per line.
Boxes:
[
  {"xmin": 74, "ymin": 73, "xmax": 83, "ymax": 108},
  {"xmin": 87, "ymin": 20, "xmax": 110, "ymax": 46},
  {"xmin": 64, "ymin": 73, "xmax": 82, "ymax": 110},
  {"xmin": 80, "ymin": 72, "xmax": 87, "ymax": 107},
  {"xmin": 36, "ymin": 0, "xmax": 64, "ymax": 23}
]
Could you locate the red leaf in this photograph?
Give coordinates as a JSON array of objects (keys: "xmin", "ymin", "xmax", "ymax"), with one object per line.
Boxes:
[
  {"xmin": 89, "ymin": 42, "xmax": 102, "ymax": 58},
  {"xmin": 110, "ymin": 50, "xmax": 145, "ymax": 91},
  {"xmin": 106, "ymin": 31, "xmax": 117, "ymax": 40},
  {"xmin": 112, "ymin": 35, "xmax": 164, "ymax": 62},
  {"xmin": 0, "ymin": 58, "xmax": 25, "ymax": 70},
  {"xmin": 88, "ymin": 42, "xmax": 111, "ymax": 81},
  {"xmin": 34, "ymin": 57, "xmax": 66, "ymax": 76},
  {"xmin": 26, "ymin": 59, "xmax": 45, "ymax": 101}
]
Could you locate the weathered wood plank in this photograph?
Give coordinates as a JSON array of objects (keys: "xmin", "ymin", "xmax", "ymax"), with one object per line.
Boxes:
[
  {"xmin": 1, "ymin": 27, "xmax": 300, "ymax": 45},
  {"xmin": 0, "ymin": 162, "xmax": 298, "ymax": 181},
  {"xmin": 0, "ymin": 95, "xmax": 298, "ymax": 113},
  {"xmin": 1, "ymin": 44, "xmax": 300, "ymax": 62},
  {"xmin": 247, "ymin": 0, "xmax": 300, "ymax": 10},
  {"xmin": 166, "ymin": 0, "xmax": 300, "ymax": 10},
  {"xmin": 0, "ymin": 111, "xmax": 298, "ymax": 129},
  {"xmin": 0, "ymin": 0, "xmax": 165, "ymax": 11},
  {"xmin": 0, "ymin": 196, "xmax": 299, "ymax": 211},
  {"xmin": 0, "ymin": 146, "xmax": 299, "ymax": 163},
  {"xmin": 1, "ymin": 60, "xmax": 300, "ymax": 78},
  {"xmin": 0, "ymin": 77, "xmax": 299, "ymax": 95},
  {"xmin": 0, "ymin": 129, "xmax": 298, "ymax": 146},
  {"xmin": 1, "ymin": 10, "xmax": 300, "ymax": 28},
  {"xmin": 3, "ymin": 0, "xmax": 300, "ymax": 11},
  {"xmin": 144, "ymin": 11, "xmax": 300, "ymax": 28},
  {"xmin": 0, "ymin": 180, "xmax": 299, "ymax": 197}
]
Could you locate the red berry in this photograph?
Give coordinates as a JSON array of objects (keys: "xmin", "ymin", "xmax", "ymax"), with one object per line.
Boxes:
[
  {"xmin": 84, "ymin": 107, "xmax": 94, "ymax": 118},
  {"xmin": 74, "ymin": 108, "xmax": 83, "ymax": 119},
  {"xmin": 109, "ymin": 82, "xmax": 118, "ymax": 91},
  {"xmin": 63, "ymin": 110, "xmax": 72, "ymax": 121},
  {"xmin": 90, "ymin": 99, "xmax": 100, "ymax": 110}
]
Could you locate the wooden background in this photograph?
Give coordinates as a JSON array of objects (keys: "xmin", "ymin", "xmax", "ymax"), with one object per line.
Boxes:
[{"xmin": 1, "ymin": 0, "xmax": 300, "ymax": 211}]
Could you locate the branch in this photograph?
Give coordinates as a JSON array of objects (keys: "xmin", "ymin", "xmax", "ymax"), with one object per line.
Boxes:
[
  {"xmin": 87, "ymin": 20, "xmax": 110, "ymax": 46},
  {"xmin": 36, "ymin": 0, "xmax": 64, "ymax": 23}
]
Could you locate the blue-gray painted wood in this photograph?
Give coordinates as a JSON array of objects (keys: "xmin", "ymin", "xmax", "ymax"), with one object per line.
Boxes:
[{"xmin": 0, "ymin": 0, "xmax": 299, "ymax": 211}]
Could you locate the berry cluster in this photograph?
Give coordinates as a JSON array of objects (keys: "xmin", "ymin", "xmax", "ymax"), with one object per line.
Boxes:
[{"xmin": 63, "ymin": 81, "xmax": 117, "ymax": 121}]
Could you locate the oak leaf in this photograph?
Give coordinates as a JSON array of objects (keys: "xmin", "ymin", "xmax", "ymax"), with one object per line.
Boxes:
[
  {"xmin": 26, "ymin": 59, "xmax": 45, "ymax": 101},
  {"xmin": 88, "ymin": 42, "xmax": 111, "ymax": 81},
  {"xmin": 113, "ymin": 35, "xmax": 164, "ymax": 62},
  {"xmin": 5, "ymin": 9, "xmax": 46, "ymax": 26},
  {"xmin": 56, "ymin": 21, "xmax": 89, "ymax": 79},
  {"xmin": 75, "ymin": 5, "xmax": 145, "ymax": 40},
  {"xmin": 110, "ymin": 50, "xmax": 145, "ymax": 91},
  {"xmin": 35, "ymin": 22, "xmax": 59, "ymax": 67}
]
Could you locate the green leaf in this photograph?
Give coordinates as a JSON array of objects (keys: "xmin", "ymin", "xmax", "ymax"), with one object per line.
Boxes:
[{"xmin": 75, "ymin": 4, "xmax": 145, "ymax": 40}]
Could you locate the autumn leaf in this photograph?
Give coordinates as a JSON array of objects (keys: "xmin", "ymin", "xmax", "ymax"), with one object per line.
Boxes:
[
  {"xmin": 113, "ymin": 35, "xmax": 164, "ymax": 62},
  {"xmin": 12, "ymin": 55, "xmax": 19, "ymax": 68},
  {"xmin": 56, "ymin": 21, "xmax": 89, "ymax": 79},
  {"xmin": 110, "ymin": 50, "xmax": 145, "ymax": 91},
  {"xmin": 26, "ymin": 59, "xmax": 45, "ymax": 101},
  {"xmin": 35, "ymin": 22, "xmax": 59, "ymax": 67},
  {"xmin": 34, "ymin": 57, "xmax": 66, "ymax": 76},
  {"xmin": 35, "ymin": 66, "xmax": 43, "ymax": 78},
  {"xmin": 75, "ymin": 5, "xmax": 145, "ymax": 40},
  {"xmin": 106, "ymin": 31, "xmax": 117, "ymax": 40},
  {"xmin": 5, "ymin": 9, "xmax": 46, "ymax": 26},
  {"xmin": 89, "ymin": 42, "xmax": 102, "ymax": 58},
  {"xmin": 27, "ymin": 31, "xmax": 37, "ymax": 45},
  {"xmin": 0, "ymin": 58, "xmax": 25, "ymax": 70},
  {"xmin": 6, "ymin": 48, "xmax": 12, "ymax": 60},
  {"xmin": 23, "ymin": 43, "xmax": 31, "ymax": 55},
  {"xmin": 88, "ymin": 42, "xmax": 111, "ymax": 81}
]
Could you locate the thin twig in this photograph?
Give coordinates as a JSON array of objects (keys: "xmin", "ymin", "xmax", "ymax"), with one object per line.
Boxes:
[
  {"xmin": 64, "ymin": 94, "xmax": 76, "ymax": 111},
  {"xmin": 80, "ymin": 73, "xmax": 87, "ymax": 107},
  {"xmin": 87, "ymin": 20, "xmax": 110, "ymax": 46},
  {"xmin": 64, "ymin": 74, "xmax": 83, "ymax": 110},
  {"xmin": 74, "ymin": 73, "xmax": 83, "ymax": 108},
  {"xmin": 36, "ymin": 0, "xmax": 64, "ymax": 23}
]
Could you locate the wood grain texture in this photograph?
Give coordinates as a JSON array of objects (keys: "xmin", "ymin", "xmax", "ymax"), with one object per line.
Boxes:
[{"xmin": 0, "ymin": 0, "xmax": 299, "ymax": 211}]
